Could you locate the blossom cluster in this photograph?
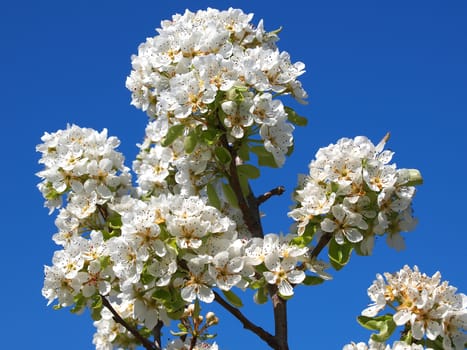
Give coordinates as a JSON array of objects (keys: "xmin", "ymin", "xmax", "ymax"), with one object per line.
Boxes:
[
  {"xmin": 126, "ymin": 7, "xmax": 307, "ymax": 167},
  {"xmin": 361, "ymin": 265, "xmax": 467, "ymax": 350},
  {"xmin": 343, "ymin": 340, "xmax": 427, "ymax": 350},
  {"xmin": 288, "ymin": 135, "xmax": 421, "ymax": 254},
  {"xmin": 133, "ymin": 120, "xmax": 217, "ymax": 197},
  {"xmin": 37, "ymin": 125, "xmax": 329, "ymax": 349},
  {"xmin": 36, "ymin": 124, "xmax": 131, "ymax": 213}
]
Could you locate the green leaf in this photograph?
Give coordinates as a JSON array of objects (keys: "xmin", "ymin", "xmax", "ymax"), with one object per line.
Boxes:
[
  {"xmin": 184, "ymin": 132, "xmax": 198, "ymax": 154},
  {"xmin": 253, "ymin": 287, "xmax": 268, "ymax": 304},
  {"xmin": 199, "ymin": 128, "xmax": 219, "ymax": 145},
  {"xmin": 71, "ymin": 294, "xmax": 86, "ymax": 314},
  {"xmin": 170, "ymin": 330, "xmax": 188, "ymax": 337},
  {"xmin": 206, "ymin": 183, "xmax": 221, "ymax": 209},
  {"xmin": 167, "ymin": 307, "xmax": 185, "ymax": 320},
  {"xmin": 161, "ymin": 124, "xmax": 185, "ymax": 147},
  {"xmin": 257, "ymin": 153, "xmax": 278, "ymax": 168},
  {"xmin": 203, "ymin": 333, "xmax": 217, "ymax": 340},
  {"xmin": 222, "ymin": 183, "xmax": 238, "ymax": 207},
  {"xmin": 141, "ymin": 272, "xmax": 154, "ymax": 285},
  {"xmin": 215, "ymin": 146, "xmax": 232, "ymax": 165},
  {"xmin": 249, "ymin": 279, "xmax": 265, "ymax": 290},
  {"xmin": 358, "ymin": 315, "xmax": 397, "ymax": 343},
  {"xmin": 91, "ymin": 295, "xmax": 102, "ymax": 309},
  {"xmin": 193, "ymin": 299, "xmax": 201, "ymax": 318},
  {"xmin": 302, "ymin": 275, "xmax": 325, "ymax": 286},
  {"xmin": 152, "ymin": 288, "xmax": 171, "ymax": 302},
  {"xmin": 285, "ymin": 106, "xmax": 308, "ymax": 126},
  {"xmin": 237, "ymin": 164, "xmax": 260, "ymax": 179},
  {"xmin": 237, "ymin": 142, "xmax": 250, "ymax": 161},
  {"xmin": 328, "ymin": 239, "xmax": 353, "ymax": 270},
  {"xmin": 357, "ymin": 315, "xmax": 384, "ymax": 330},
  {"xmin": 99, "ymin": 255, "xmax": 111, "ymax": 269},
  {"xmin": 222, "ymin": 290, "xmax": 244, "ymax": 308},
  {"xmin": 291, "ymin": 224, "xmax": 316, "ymax": 246},
  {"xmin": 238, "ymin": 174, "xmax": 250, "ymax": 197}
]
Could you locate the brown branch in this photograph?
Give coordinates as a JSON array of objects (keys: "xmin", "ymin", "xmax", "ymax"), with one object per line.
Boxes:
[
  {"xmin": 214, "ymin": 291, "xmax": 278, "ymax": 349},
  {"xmin": 256, "ymin": 186, "xmax": 286, "ymax": 206},
  {"xmin": 100, "ymin": 295, "xmax": 156, "ymax": 350},
  {"xmin": 268, "ymin": 285, "xmax": 289, "ymax": 350},
  {"xmin": 310, "ymin": 232, "xmax": 333, "ymax": 259},
  {"xmin": 152, "ymin": 320, "xmax": 163, "ymax": 350},
  {"xmin": 221, "ymin": 136, "xmax": 263, "ymax": 238}
]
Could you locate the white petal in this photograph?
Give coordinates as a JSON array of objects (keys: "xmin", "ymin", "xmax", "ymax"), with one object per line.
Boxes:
[
  {"xmin": 198, "ymin": 285, "xmax": 214, "ymax": 303},
  {"xmin": 287, "ymin": 270, "xmax": 305, "ymax": 284},
  {"xmin": 426, "ymin": 320, "xmax": 441, "ymax": 340},
  {"xmin": 393, "ymin": 309, "xmax": 412, "ymax": 326},
  {"xmin": 181, "ymin": 286, "xmax": 196, "ymax": 302},
  {"xmin": 263, "ymin": 271, "xmax": 277, "ymax": 284},
  {"xmin": 411, "ymin": 320, "xmax": 425, "ymax": 340},
  {"xmin": 321, "ymin": 218, "xmax": 337, "ymax": 233},
  {"xmin": 278, "ymin": 280, "xmax": 294, "ymax": 297},
  {"xmin": 344, "ymin": 228, "xmax": 363, "ymax": 243}
]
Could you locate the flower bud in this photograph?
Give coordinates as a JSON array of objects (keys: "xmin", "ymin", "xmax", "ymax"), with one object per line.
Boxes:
[{"xmin": 397, "ymin": 169, "xmax": 423, "ymax": 186}]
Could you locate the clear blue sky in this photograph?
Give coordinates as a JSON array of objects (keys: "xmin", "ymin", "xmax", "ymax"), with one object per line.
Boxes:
[{"xmin": 1, "ymin": 1, "xmax": 466, "ymax": 349}]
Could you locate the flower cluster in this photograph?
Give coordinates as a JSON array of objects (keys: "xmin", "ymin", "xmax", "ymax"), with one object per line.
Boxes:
[
  {"xmin": 133, "ymin": 120, "xmax": 217, "ymax": 196},
  {"xmin": 38, "ymin": 125, "xmax": 331, "ymax": 348},
  {"xmin": 36, "ymin": 124, "xmax": 131, "ymax": 213},
  {"xmin": 361, "ymin": 265, "xmax": 467, "ymax": 350},
  {"xmin": 343, "ymin": 340, "xmax": 426, "ymax": 350},
  {"xmin": 126, "ymin": 8, "xmax": 307, "ymax": 167},
  {"xmin": 288, "ymin": 135, "xmax": 421, "ymax": 255}
]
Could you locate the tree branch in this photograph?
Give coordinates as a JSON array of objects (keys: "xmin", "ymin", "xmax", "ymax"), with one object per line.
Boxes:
[
  {"xmin": 152, "ymin": 320, "xmax": 163, "ymax": 350},
  {"xmin": 256, "ymin": 186, "xmax": 286, "ymax": 206},
  {"xmin": 214, "ymin": 291, "xmax": 278, "ymax": 349},
  {"xmin": 268, "ymin": 285, "xmax": 289, "ymax": 350},
  {"xmin": 310, "ymin": 232, "xmax": 333, "ymax": 259},
  {"xmin": 221, "ymin": 138, "xmax": 263, "ymax": 238},
  {"xmin": 100, "ymin": 295, "xmax": 156, "ymax": 350}
]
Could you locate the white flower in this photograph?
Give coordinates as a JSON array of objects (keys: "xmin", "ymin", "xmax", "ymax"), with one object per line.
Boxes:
[
  {"xmin": 126, "ymin": 8, "xmax": 307, "ymax": 167},
  {"xmin": 181, "ymin": 262, "xmax": 215, "ymax": 303},
  {"xmin": 361, "ymin": 266, "xmax": 467, "ymax": 347},
  {"xmin": 321, "ymin": 205, "xmax": 368, "ymax": 244},
  {"xmin": 221, "ymin": 99, "xmax": 254, "ymax": 139},
  {"xmin": 263, "ymin": 255, "xmax": 305, "ymax": 297},
  {"xmin": 208, "ymin": 251, "xmax": 244, "ymax": 290}
]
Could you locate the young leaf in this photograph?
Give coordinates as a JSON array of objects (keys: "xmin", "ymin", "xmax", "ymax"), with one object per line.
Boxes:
[
  {"xmin": 328, "ymin": 239, "xmax": 353, "ymax": 270},
  {"xmin": 215, "ymin": 146, "xmax": 232, "ymax": 165},
  {"xmin": 302, "ymin": 275, "xmax": 325, "ymax": 286},
  {"xmin": 184, "ymin": 132, "xmax": 198, "ymax": 154},
  {"xmin": 161, "ymin": 124, "xmax": 185, "ymax": 147},
  {"xmin": 253, "ymin": 287, "xmax": 268, "ymax": 304},
  {"xmin": 222, "ymin": 183, "xmax": 238, "ymax": 207},
  {"xmin": 222, "ymin": 290, "xmax": 244, "ymax": 308},
  {"xmin": 285, "ymin": 106, "xmax": 308, "ymax": 126},
  {"xmin": 357, "ymin": 315, "xmax": 396, "ymax": 343},
  {"xmin": 206, "ymin": 183, "xmax": 221, "ymax": 209},
  {"xmin": 237, "ymin": 142, "xmax": 250, "ymax": 161},
  {"xmin": 237, "ymin": 164, "xmax": 260, "ymax": 179}
]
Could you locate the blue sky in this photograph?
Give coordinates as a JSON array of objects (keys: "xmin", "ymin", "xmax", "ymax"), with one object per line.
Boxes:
[{"xmin": 1, "ymin": 1, "xmax": 466, "ymax": 349}]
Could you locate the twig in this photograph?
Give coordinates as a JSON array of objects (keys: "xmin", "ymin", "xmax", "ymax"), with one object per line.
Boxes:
[
  {"xmin": 152, "ymin": 320, "xmax": 163, "ymax": 350},
  {"xmin": 309, "ymin": 232, "xmax": 333, "ymax": 259},
  {"xmin": 100, "ymin": 295, "xmax": 156, "ymax": 350},
  {"xmin": 256, "ymin": 186, "xmax": 286, "ymax": 205},
  {"xmin": 268, "ymin": 285, "xmax": 289, "ymax": 350},
  {"xmin": 213, "ymin": 291, "xmax": 278, "ymax": 349},
  {"xmin": 221, "ymin": 137, "xmax": 263, "ymax": 238}
]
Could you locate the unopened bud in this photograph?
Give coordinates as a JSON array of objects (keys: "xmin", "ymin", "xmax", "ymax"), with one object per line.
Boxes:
[
  {"xmin": 397, "ymin": 169, "xmax": 423, "ymax": 186},
  {"xmin": 185, "ymin": 304, "xmax": 195, "ymax": 316}
]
